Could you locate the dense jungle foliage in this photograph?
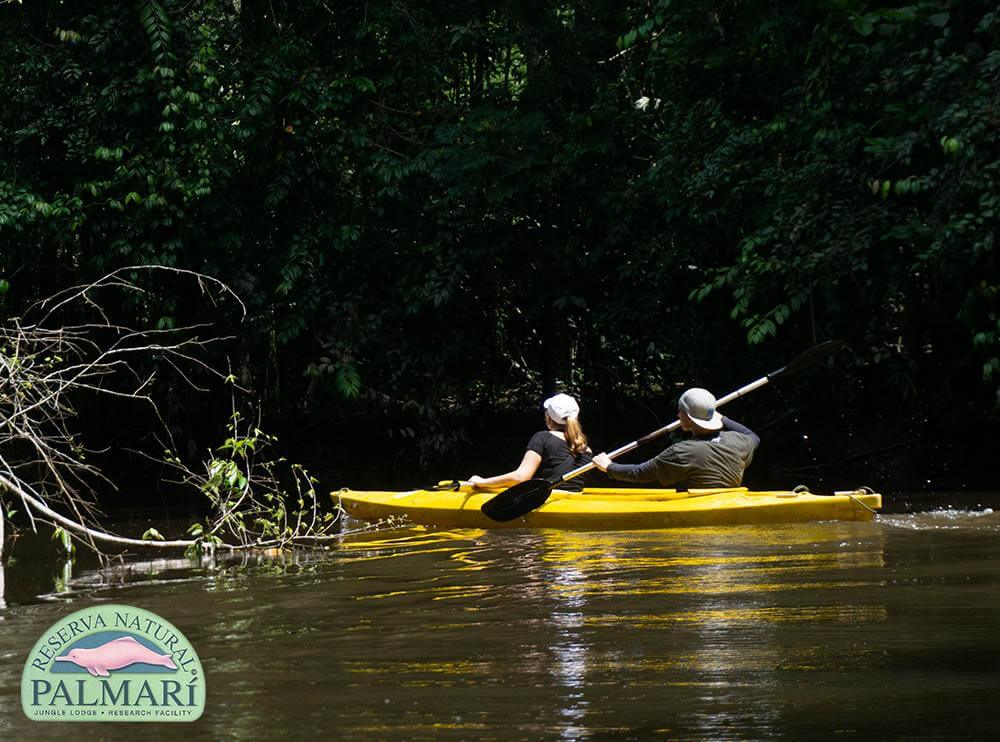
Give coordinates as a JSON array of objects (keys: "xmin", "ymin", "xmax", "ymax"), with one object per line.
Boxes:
[{"xmin": 1, "ymin": 0, "xmax": 997, "ymax": 491}]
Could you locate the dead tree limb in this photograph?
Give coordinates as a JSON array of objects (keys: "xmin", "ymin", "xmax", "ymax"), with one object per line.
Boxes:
[{"xmin": 0, "ymin": 266, "xmax": 349, "ymax": 557}]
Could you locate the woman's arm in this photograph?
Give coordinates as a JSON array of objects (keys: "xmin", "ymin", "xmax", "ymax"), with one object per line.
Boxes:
[{"xmin": 469, "ymin": 450, "xmax": 542, "ymax": 489}]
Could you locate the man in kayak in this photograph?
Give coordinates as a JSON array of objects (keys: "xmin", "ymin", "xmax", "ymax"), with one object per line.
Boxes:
[
  {"xmin": 592, "ymin": 388, "xmax": 759, "ymax": 489},
  {"xmin": 468, "ymin": 393, "xmax": 595, "ymax": 492}
]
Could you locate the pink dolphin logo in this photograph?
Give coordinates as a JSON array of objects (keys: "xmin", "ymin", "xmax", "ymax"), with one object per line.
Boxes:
[{"xmin": 55, "ymin": 636, "xmax": 178, "ymax": 677}]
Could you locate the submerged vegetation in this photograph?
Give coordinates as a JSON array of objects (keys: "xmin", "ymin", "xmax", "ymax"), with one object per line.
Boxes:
[{"xmin": 1, "ymin": 0, "xmax": 998, "ymax": 532}]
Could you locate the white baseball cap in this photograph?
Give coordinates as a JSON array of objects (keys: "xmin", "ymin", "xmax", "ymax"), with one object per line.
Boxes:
[
  {"xmin": 678, "ymin": 388, "xmax": 723, "ymax": 431},
  {"xmin": 543, "ymin": 393, "xmax": 580, "ymax": 423}
]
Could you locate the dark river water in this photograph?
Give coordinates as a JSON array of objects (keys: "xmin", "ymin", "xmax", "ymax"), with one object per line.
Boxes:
[{"xmin": 2, "ymin": 499, "xmax": 1000, "ymax": 739}]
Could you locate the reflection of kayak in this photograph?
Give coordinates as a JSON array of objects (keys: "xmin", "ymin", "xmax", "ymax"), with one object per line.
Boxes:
[{"xmin": 334, "ymin": 486, "xmax": 882, "ymax": 530}]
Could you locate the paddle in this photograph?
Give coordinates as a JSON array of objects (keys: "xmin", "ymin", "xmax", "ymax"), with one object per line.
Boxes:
[{"xmin": 480, "ymin": 340, "xmax": 846, "ymax": 522}]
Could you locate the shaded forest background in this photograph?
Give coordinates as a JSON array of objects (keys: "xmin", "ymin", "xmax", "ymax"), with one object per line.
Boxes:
[{"xmin": 1, "ymin": 0, "xmax": 997, "ymax": 500}]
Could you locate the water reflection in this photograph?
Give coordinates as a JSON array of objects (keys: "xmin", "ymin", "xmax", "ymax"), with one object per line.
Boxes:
[
  {"xmin": 544, "ymin": 551, "xmax": 589, "ymax": 738},
  {"xmin": 16, "ymin": 516, "xmax": 1000, "ymax": 740},
  {"xmin": 519, "ymin": 525, "xmax": 888, "ymax": 737}
]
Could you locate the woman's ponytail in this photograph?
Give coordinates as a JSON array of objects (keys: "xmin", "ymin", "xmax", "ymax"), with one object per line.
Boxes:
[{"xmin": 564, "ymin": 417, "xmax": 588, "ymax": 456}]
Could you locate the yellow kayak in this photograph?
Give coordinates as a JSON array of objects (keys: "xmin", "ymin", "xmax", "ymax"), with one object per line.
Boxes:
[{"xmin": 334, "ymin": 485, "xmax": 882, "ymax": 530}]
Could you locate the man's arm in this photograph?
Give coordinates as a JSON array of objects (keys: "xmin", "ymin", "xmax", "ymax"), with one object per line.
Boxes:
[
  {"xmin": 722, "ymin": 416, "xmax": 760, "ymax": 449},
  {"xmin": 593, "ymin": 448, "xmax": 686, "ymax": 486},
  {"xmin": 605, "ymin": 458, "xmax": 663, "ymax": 484}
]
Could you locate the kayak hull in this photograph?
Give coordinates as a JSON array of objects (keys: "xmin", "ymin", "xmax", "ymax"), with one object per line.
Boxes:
[{"xmin": 334, "ymin": 486, "xmax": 882, "ymax": 530}]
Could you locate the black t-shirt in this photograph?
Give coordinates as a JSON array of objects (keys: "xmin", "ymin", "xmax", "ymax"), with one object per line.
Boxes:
[{"xmin": 526, "ymin": 431, "xmax": 593, "ymax": 491}]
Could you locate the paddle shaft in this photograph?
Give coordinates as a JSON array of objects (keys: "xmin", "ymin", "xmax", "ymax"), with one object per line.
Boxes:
[{"xmin": 552, "ymin": 376, "xmax": 771, "ymax": 485}]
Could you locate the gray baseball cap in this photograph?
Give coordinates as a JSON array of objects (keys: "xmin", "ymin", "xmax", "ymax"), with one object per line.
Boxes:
[{"xmin": 678, "ymin": 388, "xmax": 723, "ymax": 431}]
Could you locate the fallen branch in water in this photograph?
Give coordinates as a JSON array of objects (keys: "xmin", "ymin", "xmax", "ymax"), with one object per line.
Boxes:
[
  {"xmin": 0, "ymin": 266, "xmax": 343, "ymax": 558},
  {"xmin": 0, "ymin": 472, "xmax": 196, "ymax": 548}
]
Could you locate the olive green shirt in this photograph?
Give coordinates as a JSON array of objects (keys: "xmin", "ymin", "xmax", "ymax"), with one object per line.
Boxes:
[{"xmin": 606, "ymin": 417, "xmax": 759, "ymax": 489}]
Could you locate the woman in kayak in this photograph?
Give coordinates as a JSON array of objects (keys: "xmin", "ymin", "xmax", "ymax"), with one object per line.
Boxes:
[{"xmin": 468, "ymin": 393, "xmax": 594, "ymax": 492}]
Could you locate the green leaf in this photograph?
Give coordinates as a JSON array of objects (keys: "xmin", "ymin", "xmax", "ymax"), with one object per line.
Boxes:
[
  {"xmin": 52, "ymin": 527, "xmax": 75, "ymax": 555},
  {"xmin": 852, "ymin": 15, "xmax": 874, "ymax": 36},
  {"xmin": 864, "ymin": 137, "xmax": 894, "ymax": 155},
  {"xmin": 335, "ymin": 363, "xmax": 362, "ymax": 399},
  {"xmin": 142, "ymin": 527, "xmax": 165, "ymax": 541}
]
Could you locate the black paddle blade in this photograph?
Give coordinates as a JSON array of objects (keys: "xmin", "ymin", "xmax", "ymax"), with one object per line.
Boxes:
[
  {"xmin": 481, "ymin": 479, "xmax": 555, "ymax": 522},
  {"xmin": 770, "ymin": 340, "xmax": 846, "ymax": 378}
]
